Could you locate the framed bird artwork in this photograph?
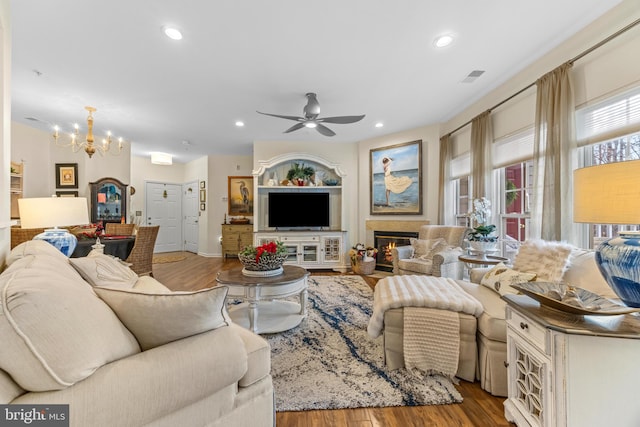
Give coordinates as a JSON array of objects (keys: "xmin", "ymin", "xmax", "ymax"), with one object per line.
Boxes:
[{"xmin": 228, "ymin": 176, "xmax": 254, "ymax": 216}]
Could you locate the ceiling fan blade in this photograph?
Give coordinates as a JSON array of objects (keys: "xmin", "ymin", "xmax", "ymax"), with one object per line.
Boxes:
[
  {"xmin": 318, "ymin": 115, "xmax": 366, "ymax": 124},
  {"xmin": 315, "ymin": 123, "xmax": 336, "ymax": 137},
  {"xmin": 256, "ymin": 111, "xmax": 304, "ymax": 122},
  {"xmin": 283, "ymin": 123, "xmax": 305, "ymax": 133}
]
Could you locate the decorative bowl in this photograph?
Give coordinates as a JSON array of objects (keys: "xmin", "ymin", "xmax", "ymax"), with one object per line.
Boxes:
[
  {"xmin": 238, "ymin": 252, "xmax": 287, "ymax": 273},
  {"xmin": 323, "ymin": 178, "xmax": 339, "ymax": 186}
]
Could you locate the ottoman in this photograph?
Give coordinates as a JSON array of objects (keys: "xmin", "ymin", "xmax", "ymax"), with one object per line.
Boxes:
[{"xmin": 383, "ymin": 308, "xmax": 478, "ymax": 382}]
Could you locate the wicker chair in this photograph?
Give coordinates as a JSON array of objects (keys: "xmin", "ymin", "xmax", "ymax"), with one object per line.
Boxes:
[
  {"xmin": 105, "ymin": 223, "xmax": 136, "ymax": 235},
  {"xmin": 10, "ymin": 227, "xmax": 46, "ymax": 249},
  {"xmin": 125, "ymin": 225, "xmax": 159, "ymax": 276}
]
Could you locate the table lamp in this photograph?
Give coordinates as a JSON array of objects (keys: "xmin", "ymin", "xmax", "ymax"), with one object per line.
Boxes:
[
  {"xmin": 573, "ymin": 160, "xmax": 640, "ymax": 307},
  {"xmin": 18, "ymin": 197, "xmax": 90, "ymax": 257}
]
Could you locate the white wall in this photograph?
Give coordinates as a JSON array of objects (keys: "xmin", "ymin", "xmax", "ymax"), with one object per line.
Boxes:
[
  {"xmin": 356, "ymin": 124, "xmax": 441, "ymax": 245},
  {"xmin": 0, "ymin": 0, "xmax": 10, "ymax": 261},
  {"xmin": 444, "ymin": 0, "xmax": 640, "ymax": 142}
]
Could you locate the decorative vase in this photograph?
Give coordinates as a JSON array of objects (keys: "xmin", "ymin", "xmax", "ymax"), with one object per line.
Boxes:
[
  {"xmin": 238, "ymin": 252, "xmax": 287, "ymax": 277},
  {"xmin": 468, "ymin": 241, "xmax": 498, "ymax": 260},
  {"xmin": 596, "ymin": 232, "xmax": 640, "ymax": 307}
]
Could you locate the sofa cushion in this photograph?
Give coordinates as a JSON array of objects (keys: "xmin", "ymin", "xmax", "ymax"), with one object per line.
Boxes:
[
  {"xmin": 480, "ymin": 263, "xmax": 537, "ymax": 296},
  {"xmin": 563, "ymin": 249, "xmax": 617, "ymax": 299},
  {"xmin": 229, "ymin": 324, "xmax": 271, "ymax": 387},
  {"xmin": 410, "ymin": 238, "xmax": 448, "ymax": 260},
  {"xmin": 0, "ymin": 255, "xmax": 141, "ymax": 392},
  {"xmin": 397, "ymin": 258, "xmax": 433, "ymax": 274},
  {"xmin": 513, "ymin": 239, "xmax": 573, "ymax": 282},
  {"xmin": 132, "ymin": 275, "xmax": 172, "ymax": 293},
  {"xmin": 70, "ymin": 253, "xmax": 138, "ymax": 289},
  {"xmin": 6, "ymin": 239, "xmax": 68, "ymax": 266},
  {"xmin": 455, "ymin": 280, "xmax": 507, "ymax": 343},
  {"xmin": 94, "ymin": 286, "xmax": 231, "ymax": 351}
]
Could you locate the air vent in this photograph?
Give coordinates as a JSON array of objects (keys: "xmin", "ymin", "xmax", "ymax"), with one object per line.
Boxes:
[{"xmin": 461, "ymin": 70, "xmax": 485, "ymax": 83}]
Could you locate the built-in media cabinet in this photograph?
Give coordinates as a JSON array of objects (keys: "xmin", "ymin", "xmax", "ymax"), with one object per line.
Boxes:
[{"xmin": 252, "ymin": 153, "xmax": 348, "ymax": 271}]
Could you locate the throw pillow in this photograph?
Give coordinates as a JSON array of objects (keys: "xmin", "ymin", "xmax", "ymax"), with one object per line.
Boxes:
[
  {"xmin": 70, "ymin": 253, "xmax": 138, "ymax": 289},
  {"xmin": 480, "ymin": 262, "xmax": 537, "ymax": 296},
  {"xmin": 513, "ymin": 239, "xmax": 573, "ymax": 283},
  {"xmin": 410, "ymin": 238, "xmax": 448, "ymax": 261},
  {"xmin": 93, "ymin": 286, "xmax": 231, "ymax": 351}
]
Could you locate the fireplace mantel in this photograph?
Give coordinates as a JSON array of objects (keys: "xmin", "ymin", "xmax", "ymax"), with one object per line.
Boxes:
[{"xmin": 365, "ymin": 220, "xmax": 430, "ymax": 247}]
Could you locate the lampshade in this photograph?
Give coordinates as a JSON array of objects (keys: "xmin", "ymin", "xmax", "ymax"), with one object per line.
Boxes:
[
  {"xmin": 573, "ymin": 160, "xmax": 640, "ymax": 307},
  {"xmin": 17, "ymin": 197, "xmax": 90, "ymax": 257},
  {"xmin": 19, "ymin": 197, "xmax": 90, "ymax": 229},
  {"xmin": 151, "ymin": 152, "xmax": 172, "ymax": 165},
  {"xmin": 574, "ymin": 160, "xmax": 640, "ymax": 224}
]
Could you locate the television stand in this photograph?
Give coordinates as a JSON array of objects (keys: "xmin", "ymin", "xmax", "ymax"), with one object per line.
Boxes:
[{"xmin": 255, "ymin": 230, "xmax": 347, "ymax": 272}]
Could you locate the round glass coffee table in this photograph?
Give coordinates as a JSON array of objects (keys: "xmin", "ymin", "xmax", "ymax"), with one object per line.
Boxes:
[
  {"xmin": 216, "ymin": 265, "xmax": 309, "ymax": 334},
  {"xmin": 458, "ymin": 254, "xmax": 509, "ymax": 268}
]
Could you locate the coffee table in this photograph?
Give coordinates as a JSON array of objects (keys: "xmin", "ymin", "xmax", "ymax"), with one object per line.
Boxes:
[
  {"xmin": 216, "ymin": 265, "xmax": 309, "ymax": 334},
  {"xmin": 458, "ymin": 254, "xmax": 509, "ymax": 268}
]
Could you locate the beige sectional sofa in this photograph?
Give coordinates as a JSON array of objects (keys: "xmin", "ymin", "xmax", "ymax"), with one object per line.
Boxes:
[
  {"xmin": 382, "ymin": 243, "xmax": 615, "ymax": 397},
  {"xmin": 0, "ymin": 240, "xmax": 274, "ymax": 427}
]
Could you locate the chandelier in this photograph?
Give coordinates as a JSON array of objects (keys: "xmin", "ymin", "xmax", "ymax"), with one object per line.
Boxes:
[{"xmin": 53, "ymin": 106, "xmax": 125, "ymax": 158}]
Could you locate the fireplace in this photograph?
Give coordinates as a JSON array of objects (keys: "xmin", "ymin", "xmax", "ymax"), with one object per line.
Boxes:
[{"xmin": 373, "ymin": 231, "xmax": 418, "ymax": 272}]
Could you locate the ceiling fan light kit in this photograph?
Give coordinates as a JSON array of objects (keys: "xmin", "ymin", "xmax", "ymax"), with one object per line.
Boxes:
[{"xmin": 257, "ymin": 92, "xmax": 365, "ymax": 137}]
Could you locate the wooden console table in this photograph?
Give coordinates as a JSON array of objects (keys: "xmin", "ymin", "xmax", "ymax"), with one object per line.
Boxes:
[{"xmin": 221, "ymin": 224, "xmax": 253, "ymax": 258}]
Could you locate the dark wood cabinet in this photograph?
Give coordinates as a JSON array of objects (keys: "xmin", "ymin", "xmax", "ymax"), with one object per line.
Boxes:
[{"xmin": 90, "ymin": 177, "xmax": 128, "ymax": 224}]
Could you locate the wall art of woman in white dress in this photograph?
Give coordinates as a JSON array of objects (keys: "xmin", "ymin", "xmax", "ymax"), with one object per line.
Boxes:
[{"xmin": 382, "ymin": 157, "xmax": 412, "ymax": 205}]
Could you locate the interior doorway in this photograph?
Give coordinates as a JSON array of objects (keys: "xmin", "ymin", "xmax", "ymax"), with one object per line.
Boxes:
[
  {"xmin": 145, "ymin": 182, "xmax": 183, "ymax": 253},
  {"xmin": 183, "ymin": 181, "xmax": 199, "ymax": 253}
]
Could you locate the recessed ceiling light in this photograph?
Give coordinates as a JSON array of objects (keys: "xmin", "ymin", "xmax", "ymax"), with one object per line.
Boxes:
[
  {"xmin": 434, "ymin": 34, "xmax": 454, "ymax": 48},
  {"xmin": 235, "ymin": 121, "xmax": 245, "ymax": 127},
  {"xmin": 375, "ymin": 122, "xmax": 384, "ymax": 128},
  {"xmin": 163, "ymin": 26, "xmax": 183, "ymax": 40}
]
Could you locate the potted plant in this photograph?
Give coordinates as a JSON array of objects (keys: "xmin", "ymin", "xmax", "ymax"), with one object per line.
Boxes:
[
  {"xmin": 286, "ymin": 163, "xmax": 315, "ymax": 186},
  {"xmin": 467, "ymin": 197, "xmax": 498, "ymax": 253}
]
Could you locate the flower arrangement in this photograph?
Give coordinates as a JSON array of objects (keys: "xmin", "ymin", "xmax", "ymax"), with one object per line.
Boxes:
[
  {"xmin": 238, "ymin": 241, "xmax": 288, "ymax": 272},
  {"xmin": 349, "ymin": 243, "xmax": 378, "ymax": 265},
  {"xmin": 467, "ymin": 197, "xmax": 498, "ymax": 242}
]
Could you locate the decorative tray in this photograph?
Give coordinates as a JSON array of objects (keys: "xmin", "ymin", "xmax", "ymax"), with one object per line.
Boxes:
[{"xmin": 511, "ymin": 282, "xmax": 640, "ymax": 315}]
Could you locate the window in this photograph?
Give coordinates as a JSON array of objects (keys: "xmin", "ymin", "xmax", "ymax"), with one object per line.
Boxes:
[
  {"xmin": 454, "ymin": 176, "xmax": 471, "ymax": 226},
  {"xmin": 498, "ymin": 160, "xmax": 533, "ymax": 260}
]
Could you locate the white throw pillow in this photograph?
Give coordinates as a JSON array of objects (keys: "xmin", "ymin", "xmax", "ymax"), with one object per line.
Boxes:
[
  {"xmin": 410, "ymin": 238, "xmax": 448, "ymax": 261},
  {"xmin": 94, "ymin": 286, "xmax": 231, "ymax": 351},
  {"xmin": 513, "ymin": 239, "xmax": 573, "ymax": 283},
  {"xmin": 481, "ymin": 262, "xmax": 537, "ymax": 296},
  {"xmin": 70, "ymin": 253, "xmax": 138, "ymax": 289}
]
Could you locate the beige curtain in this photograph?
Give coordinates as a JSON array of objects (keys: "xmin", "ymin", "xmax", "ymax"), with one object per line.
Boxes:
[
  {"xmin": 437, "ymin": 134, "xmax": 451, "ymax": 224},
  {"xmin": 531, "ymin": 62, "xmax": 578, "ymax": 242},
  {"xmin": 470, "ymin": 111, "xmax": 493, "ymax": 201}
]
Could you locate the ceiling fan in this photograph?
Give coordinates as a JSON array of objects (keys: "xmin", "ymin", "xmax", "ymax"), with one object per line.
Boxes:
[{"xmin": 257, "ymin": 93, "xmax": 365, "ymax": 137}]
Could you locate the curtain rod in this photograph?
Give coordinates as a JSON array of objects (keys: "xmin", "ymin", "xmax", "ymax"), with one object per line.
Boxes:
[{"xmin": 446, "ymin": 16, "xmax": 640, "ymax": 138}]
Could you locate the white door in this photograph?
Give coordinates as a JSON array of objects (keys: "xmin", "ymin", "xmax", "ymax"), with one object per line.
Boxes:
[
  {"xmin": 183, "ymin": 181, "xmax": 199, "ymax": 253},
  {"xmin": 145, "ymin": 182, "xmax": 182, "ymax": 253}
]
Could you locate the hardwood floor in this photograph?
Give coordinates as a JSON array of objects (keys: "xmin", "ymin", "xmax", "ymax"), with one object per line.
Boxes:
[{"xmin": 152, "ymin": 252, "xmax": 514, "ymax": 427}]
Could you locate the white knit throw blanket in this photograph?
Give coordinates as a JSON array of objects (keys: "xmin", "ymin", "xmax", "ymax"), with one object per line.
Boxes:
[
  {"xmin": 367, "ymin": 275, "xmax": 483, "ymax": 339},
  {"xmin": 403, "ymin": 307, "xmax": 459, "ymax": 377}
]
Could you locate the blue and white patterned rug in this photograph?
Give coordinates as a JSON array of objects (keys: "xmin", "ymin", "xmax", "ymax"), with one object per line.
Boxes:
[{"xmin": 266, "ymin": 275, "xmax": 463, "ymax": 412}]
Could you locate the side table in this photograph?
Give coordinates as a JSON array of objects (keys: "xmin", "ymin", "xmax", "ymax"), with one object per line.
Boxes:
[
  {"xmin": 503, "ymin": 294, "xmax": 640, "ymax": 426},
  {"xmin": 458, "ymin": 254, "xmax": 508, "ymax": 269}
]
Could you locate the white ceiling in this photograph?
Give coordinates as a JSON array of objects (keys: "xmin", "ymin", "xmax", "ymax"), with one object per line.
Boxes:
[{"xmin": 11, "ymin": 0, "xmax": 623, "ymax": 163}]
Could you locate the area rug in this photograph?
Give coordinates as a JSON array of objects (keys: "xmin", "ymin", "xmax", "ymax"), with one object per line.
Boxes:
[
  {"xmin": 266, "ymin": 275, "xmax": 463, "ymax": 412},
  {"xmin": 152, "ymin": 254, "xmax": 186, "ymax": 264}
]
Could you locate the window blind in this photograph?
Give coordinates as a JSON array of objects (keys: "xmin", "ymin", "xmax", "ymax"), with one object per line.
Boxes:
[{"xmin": 576, "ymin": 85, "xmax": 640, "ymax": 146}]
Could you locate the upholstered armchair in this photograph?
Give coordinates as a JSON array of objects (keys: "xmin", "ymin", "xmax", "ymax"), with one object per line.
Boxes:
[{"xmin": 392, "ymin": 225, "xmax": 470, "ymax": 279}]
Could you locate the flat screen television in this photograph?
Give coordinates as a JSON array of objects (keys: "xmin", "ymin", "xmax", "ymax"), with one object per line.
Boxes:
[{"xmin": 268, "ymin": 192, "xmax": 330, "ymax": 228}]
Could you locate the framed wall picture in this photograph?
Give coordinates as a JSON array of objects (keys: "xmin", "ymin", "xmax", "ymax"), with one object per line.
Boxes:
[
  {"xmin": 200, "ymin": 181, "xmax": 206, "ymax": 189},
  {"xmin": 200, "ymin": 203, "xmax": 206, "ymax": 211},
  {"xmin": 200, "ymin": 189, "xmax": 206, "ymax": 202},
  {"xmin": 370, "ymin": 140, "xmax": 423, "ymax": 215},
  {"xmin": 55, "ymin": 163, "xmax": 78, "ymax": 189},
  {"xmin": 228, "ymin": 176, "xmax": 254, "ymax": 216},
  {"xmin": 56, "ymin": 191, "xmax": 78, "ymax": 197}
]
